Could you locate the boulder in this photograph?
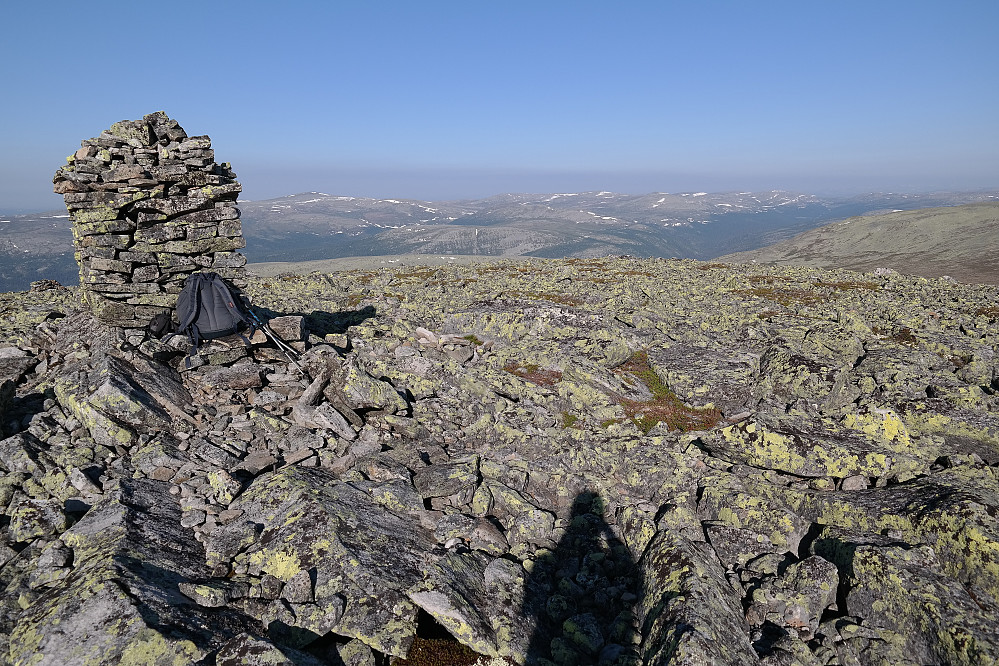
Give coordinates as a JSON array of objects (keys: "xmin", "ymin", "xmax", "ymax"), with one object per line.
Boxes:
[
  {"xmin": 8, "ymin": 479, "xmax": 253, "ymax": 666},
  {"xmin": 637, "ymin": 531, "xmax": 759, "ymax": 666}
]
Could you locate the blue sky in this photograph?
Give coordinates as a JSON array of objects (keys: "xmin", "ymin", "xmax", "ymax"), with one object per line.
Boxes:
[{"xmin": 2, "ymin": 0, "xmax": 997, "ymax": 212}]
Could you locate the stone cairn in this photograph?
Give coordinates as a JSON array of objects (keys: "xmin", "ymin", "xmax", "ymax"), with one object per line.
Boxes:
[{"xmin": 52, "ymin": 112, "xmax": 247, "ymax": 328}]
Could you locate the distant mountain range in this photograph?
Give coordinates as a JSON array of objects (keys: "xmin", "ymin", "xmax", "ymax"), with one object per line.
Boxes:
[
  {"xmin": 717, "ymin": 202, "xmax": 999, "ymax": 284},
  {"xmin": 237, "ymin": 189, "xmax": 999, "ymax": 263},
  {"xmin": 0, "ymin": 211, "xmax": 76, "ymax": 292},
  {"xmin": 2, "ymin": 189, "xmax": 997, "ymax": 292}
]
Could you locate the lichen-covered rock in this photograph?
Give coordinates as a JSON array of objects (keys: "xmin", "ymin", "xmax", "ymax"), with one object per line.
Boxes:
[
  {"xmin": 328, "ymin": 357, "xmax": 408, "ymax": 414},
  {"xmin": 706, "ymin": 416, "xmax": 928, "ymax": 480},
  {"xmin": 413, "ymin": 454, "xmax": 479, "ymax": 499},
  {"xmin": 638, "ymin": 531, "xmax": 759, "ymax": 665},
  {"xmin": 207, "ymin": 465, "xmax": 524, "ymax": 658},
  {"xmin": 845, "ymin": 544, "xmax": 999, "ymax": 665},
  {"xmin": 745, "ymin": 555, "xmax": 839, "ymax": 637}
]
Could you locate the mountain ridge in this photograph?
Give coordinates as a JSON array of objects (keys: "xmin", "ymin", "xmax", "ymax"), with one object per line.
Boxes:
[
  {"xmin": 717, "ymin": 202, "xmax": 999, "ymax": 284},
  {"xmin": 3, "ymin": 188, "xmax": 997, "ymax": 292}
]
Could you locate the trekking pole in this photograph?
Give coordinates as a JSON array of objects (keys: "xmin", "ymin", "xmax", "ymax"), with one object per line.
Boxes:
[{"xmin": 246, "ymin": 309, "xmax": 308, "ymax": 377}]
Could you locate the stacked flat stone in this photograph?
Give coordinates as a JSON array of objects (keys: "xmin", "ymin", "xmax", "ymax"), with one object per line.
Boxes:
[{"xmin": 52, "ymin": 112, "xmax": 246, "ymax": 327}]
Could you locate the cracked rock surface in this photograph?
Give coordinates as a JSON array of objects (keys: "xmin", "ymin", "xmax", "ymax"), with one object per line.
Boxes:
[{"xmin": 1, "ymin": 257, "xmax": 998, "ymax": 665}]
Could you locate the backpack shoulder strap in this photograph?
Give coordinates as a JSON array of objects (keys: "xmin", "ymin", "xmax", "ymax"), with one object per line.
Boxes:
[
  {"xmin": 177, "ymin": 273, "xmax": 212, "ymax": 369},
  {"xmin": 176, "ymin": 273, "xmax": 208, "ymax": 333}
]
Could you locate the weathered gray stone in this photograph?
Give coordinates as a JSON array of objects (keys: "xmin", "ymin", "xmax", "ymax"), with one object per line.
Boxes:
[
  {"xmin": 206, "ymin": 467, "xmax": 431, "ymax": 657},
  {"xmin": 216, "ymin": 632, "xmax": 324, "ymax": 666},
  {"xmin": 638, "ymin": 531, "xmax": 759, "ymax": 665},
  {"xmin": 268, "ymin": 316, "xmax": 307, "ymax": 342},
  {"xmin": 746, "ymin": 555, "xmax": 839, "ymax": 637},
  {"xmin": 413, "ymin": 455, "xmax": 479, "ymax": 499},
  {"xmin": 845, "ymin": 544, "xmax": 998, "ymax": 664},
  {"xmin": 9, "ymin": 498, "xmax": 68, "ymax": 543},
  {"xmin": 327, "ymin": 358, "xmax": 408, "ymax": 414},
  {"xmin": 198, "ymin": 362, "xmax": 265, "ymax": 390}
]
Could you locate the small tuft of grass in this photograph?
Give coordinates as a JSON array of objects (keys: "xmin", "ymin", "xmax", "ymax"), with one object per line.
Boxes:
[
  {"xmin": 697, "ymin": 262, "xmax": 729, "ymax": 270},
  {"xmin": 462, "ymin": 334, "xmax": 484, "ymax": 346},
  {"xmin": 974, "ymin": 305, "xmax": 999, "ymax": 318},
  {"xmin": 872, "ymin": 326, "xmax": 919, "ymax": 346},
  {"xmin": 613, "ymin": 351, "xmax": 721, "ymax": 434},
  {"xmin": 562, "ymin": 412, "xmax": 579, "ymax": 429},
  {"xmin": 503, "ymin": 362, "xmax": 563, "ymax": 386}
]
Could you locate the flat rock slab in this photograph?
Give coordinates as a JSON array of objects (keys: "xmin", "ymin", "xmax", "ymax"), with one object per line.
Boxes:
[
  {"xmin": 705, "ymin": 417, "xmax": 928, "ymax": 479},
  {"xmin": 208, "ymin": 466, "xmax": 521, "ymax": 657}
]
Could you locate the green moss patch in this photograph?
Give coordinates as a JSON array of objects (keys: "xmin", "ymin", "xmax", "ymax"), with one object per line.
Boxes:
[
  {"xmin": 503, "ymin": 362, "xmax": 563, "ymax": 387},
  {"xmin": 614, "ymin": 351, "xmax": 721, "ymax": 434}
]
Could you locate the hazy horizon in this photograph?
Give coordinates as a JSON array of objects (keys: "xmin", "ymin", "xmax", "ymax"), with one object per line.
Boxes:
[{"xmin": 3, "ymin": 1, "xmax": 997, "ymax": 213}]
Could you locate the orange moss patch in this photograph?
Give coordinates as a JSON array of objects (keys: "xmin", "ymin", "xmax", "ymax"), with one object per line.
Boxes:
[
  {"xmin": 503, "ymin": 362, "xmax": 563, "ymax": 386},
  {"xmin": 613, "ymin": 351, "xmax": 721, "ymax": 434}
]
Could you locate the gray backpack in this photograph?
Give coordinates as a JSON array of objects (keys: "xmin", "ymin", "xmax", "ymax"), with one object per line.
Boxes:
[{"xmin": 175, "ymin": 272, "xmax": 254, "ymax": 365}]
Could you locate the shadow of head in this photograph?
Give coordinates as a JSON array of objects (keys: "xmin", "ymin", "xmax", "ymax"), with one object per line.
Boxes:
[{"xmin": 523, "ymin": 490, "xmax": 642, "ymax": 665}]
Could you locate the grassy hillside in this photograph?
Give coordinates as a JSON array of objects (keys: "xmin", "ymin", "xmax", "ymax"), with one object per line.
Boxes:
[{"xmin": 716, "ymin": 202, "xmax": 999, "ymax": 284}]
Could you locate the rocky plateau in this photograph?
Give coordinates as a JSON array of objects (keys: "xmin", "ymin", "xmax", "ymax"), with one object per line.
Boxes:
[{"xmin": 0, "ymin": 255, "xmax": 997, "ymax": 665}]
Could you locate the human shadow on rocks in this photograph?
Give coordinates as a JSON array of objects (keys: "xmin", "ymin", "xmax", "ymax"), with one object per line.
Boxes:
[{"xmin": 523, "ymin": 491, "xmax": 642, "ymax": 666}]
